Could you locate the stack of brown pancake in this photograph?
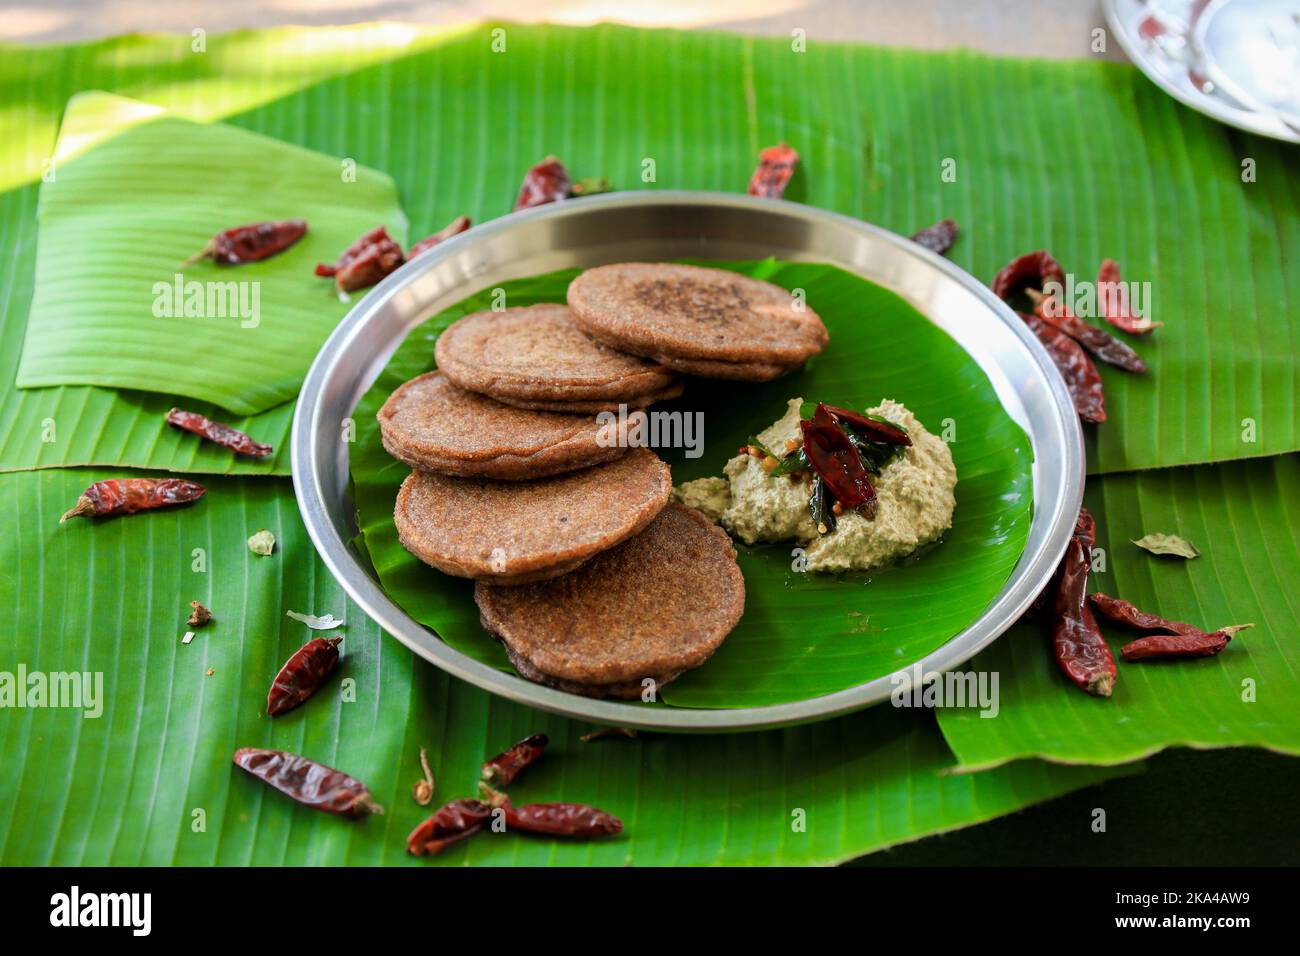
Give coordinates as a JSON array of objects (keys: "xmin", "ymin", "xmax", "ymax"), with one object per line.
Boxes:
[{"xmin": 378, "ymin": 263, "xmax": 828, "ymax": 698}]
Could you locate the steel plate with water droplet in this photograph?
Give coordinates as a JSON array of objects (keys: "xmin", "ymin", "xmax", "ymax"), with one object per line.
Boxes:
[{"xmin": 1105, "ymin": 0, "xmax": 1300, "ymax": 143}]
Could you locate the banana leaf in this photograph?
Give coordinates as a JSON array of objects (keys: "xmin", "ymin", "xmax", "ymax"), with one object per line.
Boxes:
[
  {"xmin": 351, "ymin": 261, "xmax": 1033, "ymax": 707},
  {"xmin": 937, "ymin": 454, "xmax": 1300, "ymax": 768},
  {"xmin": 15, "ymin": 92, "xmax": 408, "ymax": 416},
  {"xmin": 1, "ymin": 25, "xmax": 1296, "ymax": 474},
  {"xmin": 0, "ymin": 468, "xmax": 1130, "ymax": 865}
]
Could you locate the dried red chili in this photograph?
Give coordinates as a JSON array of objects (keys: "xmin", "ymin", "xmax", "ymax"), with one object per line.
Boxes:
[
  {"xmin": 182, "ymin": 219, "xmax": 307, "ymax": 266},
  {"xmin": 1088, "ymin": 593, "xmax": 1251, "ymax": 662},
  {"xmin": 1088, "ymin": 592, "xmax": 1201, "ymax": 637},
  {"xmin": 514, "ymin": 156, "xmax": 572, "ymax": 211},
  {"xmin": 316, "ymin": 225, "xmax": 405, "ymax": 293},
  {"xmin": 1032, "ymin": 507, "xmax": 1096, "ymax": 617},
  {"xmin": 1021, "ymin": 312, "xmax": 1107, "ymax": 424},
  {"xmin": 232, "ymin": 748, "xmax": 383, "ymax": 817},
  {"xmin": 1028, "ymin": 291, "xmax": 1148, "ymax": 373},
  {"xmin": 1118, "ymin": 629, "xmax": 1249, "ymax": 661},
  {"xmin": 1050, "ymin": 507, "xmax": 1116, "ymax": 696},
  {"xmin": 166, "ymin": 407, "xmax": 272, "ymax": 458},
  {"xmin": 991, "ymin": 250, "xmax": 1066, "ymax": 302},
  {"xmin": 504, "ymin": 802, "xmax": 623, "ymax": 837},
  {"xmin": 910, "ymin": 219, "xmax": 959, "ymax": 256},
  {"xmin": 801, "ymin": 408, "xmax": 877, "ymax": 515},
  {"xmin": 266, "ymin": 636, "xmax": 342, "ymax": 716},
  {"xmin": 820, "ymin": 404, "xmax": 912, "ymax": 446},
  {"xmin": 481, "ymin": 733, "xmax": 549, "ymax": 788},
  {"xmin": 408, "ymin": 215, "xmax": 471, "ymax": 259},
  {"xmin": 406, "ymin": 798, "xmax": 494, "ymax": 855},
  {"xmin": 60, "ymin": 477, "xmax": 205, "ymax": 523},
  {"xmin": 1097, "ymin": 259, "xmax": 1160, "ymax": 334},
  {"xmin": 747, "ymin": 143, "xmax": 799, "ymax": 199}
]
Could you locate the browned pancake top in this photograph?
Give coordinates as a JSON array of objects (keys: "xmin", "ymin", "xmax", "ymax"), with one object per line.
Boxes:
[
  {"xmin": 394, "ymin": 447, "xmax": 671, "ymax": 581},
  {"xmin": 567, "ymin": 262, "xmax": 828, "ymax": 365},
  {"xmin": 475, "ymin": 503, "xmax": 745, "ymax": 685},
  {"xmin": 434, "ymin": 303, "xmax": 677, "ymax": 401}
]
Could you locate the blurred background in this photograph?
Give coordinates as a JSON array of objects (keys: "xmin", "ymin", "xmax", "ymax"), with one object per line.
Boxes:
[{"xmin": 2, "ymin": 0, "xmax": 1123, "ymax": 59}]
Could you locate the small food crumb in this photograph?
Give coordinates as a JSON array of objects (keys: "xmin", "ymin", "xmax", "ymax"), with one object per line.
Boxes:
[
  {"xmin": 188, "ymin": 600, "xmax": 212, "ymax": 627},
  {"xmin": 247, "ymin": 529, "xmax": 276, "ymax": 556}
]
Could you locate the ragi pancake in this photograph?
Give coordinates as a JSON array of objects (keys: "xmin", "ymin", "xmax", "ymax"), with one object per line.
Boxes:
[
  {"xmin": 435, "ymin": 303, "xmax": 682, "ymax": 412},
  {"xmin": 394, "ymin": 447, "xmax": 671, "ymax": 585},
  {"xmin": 566, "ymin": 262, "xmax": 828, "ymax": 381},
  {"xmin": 475, "ymin": 503, "xmax": 745, "ymax": 697},
  {"xmin": 378, "ymin": 371, "xmax": 626, "ymax": 480}
]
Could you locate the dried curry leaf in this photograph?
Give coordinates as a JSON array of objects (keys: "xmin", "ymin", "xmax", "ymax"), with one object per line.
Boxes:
[{"xmin": 1132, "ymin": 533, "xmax": 1201, "ymax": 559}]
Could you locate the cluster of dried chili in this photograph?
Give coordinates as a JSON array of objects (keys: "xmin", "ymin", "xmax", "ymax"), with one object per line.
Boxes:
[
  {"xmin": 407, "ymin": 214, "xmax": 471, "ymax": 259},
  {"xmin": 408, "ymin": 732, "xmax": 622, "ymax": 856},
  {"xmin": 1048, "ymin": 508, "xmax": 1117, "ymax": 696},
  {"xmin": 266, "ymin": 636, "xmax": 343, "ymax": 716},
  {"xmin": 233, "ymin": 748, "xmax": 383, "ymax": 817},
  {"xmin": 1089, "ymin": 593, "xmax": 1251, "ymax": 662},
  {"xmin": 747, "ymin": 143, "xmax": 799, "ymax": 199},
  {"xmin": 316, "ymin": 225, "xmax": 405, "ymax": 293},
  {"xmin": 992, "ymin": 251, "xmax": 1152, "ymax": 426},
  {"xmin": 1020, "ymin": 312, "xmax": 1107, "ymax": 423},
  {"xmin": 796, "ymin": 402, "xmax": 911, "ymax": 529},
  {"xmin": 166, "ymin": 408, "xmax": 272, "ymax": 458},
  {"xmin": 910, "ymin": 218, "xmax": 959, "ymax": 256},
  {"xmin": 183, "ymin": 219, "xmax": 307, "ymax": 266},
  {"xmin": 60, "ymin": 477, "xmax": 206, "ymax": 523},
  {"xmin": 1027, "ymin": 289, "xmax": 1147, "ymax": 372}
]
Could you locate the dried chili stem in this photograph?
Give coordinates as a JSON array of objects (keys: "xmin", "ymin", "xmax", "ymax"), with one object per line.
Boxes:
[
  {"xmin": 412, "ymin": 746, "xmax": 436, "ymax": 806},
  {"xmin": 580, "ymin": 727, "xmax": 638, "ymax": 742}
]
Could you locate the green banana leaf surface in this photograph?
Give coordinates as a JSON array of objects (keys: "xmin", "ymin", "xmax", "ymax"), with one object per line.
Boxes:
[
  {"xmin": 937, "ymin": 454, "xmax": 1300, "ymax": 768},
  {"xmin": 0, "ymin": 25, "xmax": 1296, "ymax": 474},
  {"xmin": 0, "ymin": 469, "xmax": 1130, "ymax": 865},
  {"xmin": 15, "ymin": 92, "xmax": 408, "ymax": 416}
]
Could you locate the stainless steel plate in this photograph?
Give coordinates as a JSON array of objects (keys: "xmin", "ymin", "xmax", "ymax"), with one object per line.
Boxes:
[
  {"xmin": 1106, "ymin": 0, "xmax": 1300, "ymax": 144},
  {"xmin": 292, "ymin": 192, "xmax": 1084, "ymax": 732}
]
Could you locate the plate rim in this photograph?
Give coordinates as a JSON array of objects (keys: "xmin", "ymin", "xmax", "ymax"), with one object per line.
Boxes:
[{"xmin": 292, "ymin": 191, "xmax": 1085, "ymax": 732}]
